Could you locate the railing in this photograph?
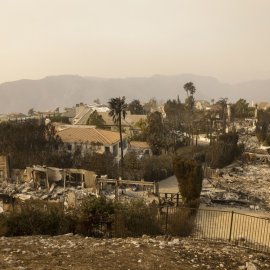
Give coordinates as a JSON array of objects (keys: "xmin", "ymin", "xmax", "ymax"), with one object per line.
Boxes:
[
  {"xmin": 159, "ymin": 192, "xmax": 182, "ymax": 206},
  {"xmin": 112, "ymin": 207, "xmax": 270, "ymax": 253}
]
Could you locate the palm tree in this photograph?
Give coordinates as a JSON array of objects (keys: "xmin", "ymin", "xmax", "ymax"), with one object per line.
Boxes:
[
  {"xmin": 108, "ymin": 96, "xmax": 127, "ymax": 174},
  {"xmin": 183, "ymin": 82, "xmax": 196, "ymax": 97},
  {"xmin": 183, "ymin": 82, "xmax": 196, "ymax": 146}
]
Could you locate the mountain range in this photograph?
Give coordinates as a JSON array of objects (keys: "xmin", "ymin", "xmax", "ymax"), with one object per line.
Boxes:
[{"xmin": 0, "ymin": 74, "xmax": 269, "ymax": 114}]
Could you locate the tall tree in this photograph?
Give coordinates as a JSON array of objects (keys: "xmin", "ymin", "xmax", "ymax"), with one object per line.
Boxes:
[
  {"xmin": 164, "ymin": 99, "xmax": 185, "ymax": 148},
  {"xmin": 173, "ymin": 157, "xmax": 203, "ymax": 206},
  {"xmin": 108, "ymin": 97, "xmax": 127, "ymax": 174},
  {"xmin": 128, "ymin": 99, "xmax": 144, "ymax": 115},
  {"xmin": 0, "ymin": 120, "xmax": 63, "ymax": 168},
  {"xmin": 145, "ymin": 111, "xmax": 167, "ymax": 155},
  {"xmin": 231, "ymin": 98, "xmax": 249, "ymax": 119},
  {"xmin": 217, "ymin": 97, "xmax": 228, "ymax": 134},
  {"xmin": 143, "ymin": 98, "xmax": 158, "ymax": 114},
  {"xmin": 28, "ymin": 108, "xmax": 34, "ymax": 116},
  {"xmin": 164, "ymin": 98, "xmax": 183, "ymax": 127},
  {"xmin": 255, "ymin": 109, "xmax": 270, "ymax": 143},
  {"xmin": 183, "ymin": 82, "xmax": 196, "ymax": 97},
  {"xmin": 183, "ymin": 82, "xmax": 197, "ymax": 145},
  {"xmin": 209, "ymin": 132, "xmax": 240, "ymax": 168},
  {"xmin": 184, "ymin": 82, "xmax": 196, "ymax": 112}
]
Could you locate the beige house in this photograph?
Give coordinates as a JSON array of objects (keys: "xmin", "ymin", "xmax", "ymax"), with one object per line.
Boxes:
[
  {"xmin": 257, "ymin": 102, "xmax": 270, "ymax": 111},
  {"xmin": 195, "ymin": 100, "xmax": 211, "ymax": 111},
  {"xmin": 97, "ymin": 111, "xmax": 147, "ymax": 136},
  {"xmin": 71, "ymin": 103, "xmax": 110, "ymax": 125},
  {"xmin": 129, "ymin": 141, "xmax": 152, "ymax": 157},
  {"xmin": 57, "ymin": 126, "xmax": 128, "ymax": 163}
]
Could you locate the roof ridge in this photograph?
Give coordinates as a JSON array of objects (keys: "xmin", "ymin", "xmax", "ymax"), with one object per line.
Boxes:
[
  {"xmin": 58, "ymin": 126, "xmax": 72, "ymax": 133},
  {"xmin": 74, "ymin": 108, "xmax": 92, "ymax": 125},
  {"xmin": 94, "ymin": 128, "xmax": 111, "ymax": 145}
]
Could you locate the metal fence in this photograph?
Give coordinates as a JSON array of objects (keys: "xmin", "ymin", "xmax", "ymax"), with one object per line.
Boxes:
[
  {"xmin": 112, "ymin": 207, "xmax": 270, "ymax": 253},
  {"xmin": 159, "ymin": 192, "xmax": 181, "ymax": 206}
]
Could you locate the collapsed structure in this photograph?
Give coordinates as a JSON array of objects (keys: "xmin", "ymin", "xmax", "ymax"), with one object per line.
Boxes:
[
  {"xmin": 0, "ymin": 162, "xmax": 97, "ymax": 213},
  {"xmin": 0, "ymin": 155, "xmax": 159, "ymax": 213}
]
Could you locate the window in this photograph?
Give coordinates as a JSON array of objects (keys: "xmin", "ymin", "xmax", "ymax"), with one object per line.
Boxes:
[
  {"xmin": 105, "ymin": 146, "xmax": 110, "ymax": 153},
  {"xmin": 75, "ymin": 145, "xmax": 82, "ymax": 154}
]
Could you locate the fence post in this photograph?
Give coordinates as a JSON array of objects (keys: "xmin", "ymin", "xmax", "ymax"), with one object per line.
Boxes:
[
  {"xmin": 114, "ymin": 212, "xmax": 117, "ymax": 237},
  {"xmin": 229, "ymin": 211, "xmax": 234, "ymax": 242},
  {"xmin": 165, "ymin": 205, "xmax": 169, "ymax": 234}
]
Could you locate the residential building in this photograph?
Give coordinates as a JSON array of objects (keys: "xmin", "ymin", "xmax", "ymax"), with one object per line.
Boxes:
[
  {"xmin": 195, "ymin": 100, "xmax": 211, "ymax": 111},
  {"xmin": 129, "ymin": 141, "xmax": 152, "ymax": 158},
  {"xmin": 257, "ymin": 102, "xmax": 270, "ymax": 111},
  {"xmin": 97, "ymin": 111, "xmax": 147, "ymax": 136},
  {"xmin": 57, "ymin": 125, "xmax": 128, "ymax": 163},
  {"xmin": 71, "ymin": 103, "xmax": 110, "ymax": 125}
]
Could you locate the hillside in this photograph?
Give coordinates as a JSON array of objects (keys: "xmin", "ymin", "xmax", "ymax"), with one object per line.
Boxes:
[{"xmin": 0, "ymin": 74, "xmax": 269, "ymax": 113}]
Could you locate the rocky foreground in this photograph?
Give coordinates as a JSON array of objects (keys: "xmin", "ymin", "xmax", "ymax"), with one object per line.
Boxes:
[{"xmin": 0, "ymin": 234, "xmax": 269, "ymax": 270}]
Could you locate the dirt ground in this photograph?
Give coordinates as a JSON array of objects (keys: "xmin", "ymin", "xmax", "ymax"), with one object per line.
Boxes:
[
  {"xmin": 0, "ymin": 234, "xmax": 269, "ymax": 270},
  {"xmin": 159, "ymin": 175, "xmax": 179, "ymax": 194}
]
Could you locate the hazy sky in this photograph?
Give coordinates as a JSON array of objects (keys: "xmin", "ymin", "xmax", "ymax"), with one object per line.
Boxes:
[{"xmin": 1, "ymin": 0, "xmax": 270, "ymax": 84}]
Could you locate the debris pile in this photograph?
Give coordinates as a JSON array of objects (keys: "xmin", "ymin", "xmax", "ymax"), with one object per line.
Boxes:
[
  {"xmin": 0, "ymin": 180, "xmax": 96, "ymax": 212},
  {"xmin": 202, "ymin": 162, "xmax": 270, "ymax": 212},
  {"xmin": 0, "ymin": 165, "xmax": 159, "ymax": 212},
  {"xmin": 0, "ymin": 165, "xmax": 98, "ymax": 212}
]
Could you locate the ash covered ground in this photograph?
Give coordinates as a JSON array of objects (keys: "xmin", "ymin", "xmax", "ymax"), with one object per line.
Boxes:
[
  {"xmin": 160, "ymin": 162, "xmax": 270, "ymax": 214},
  {"xmin": 0, "ymin": 234, "xmax": 269, "ymax": 270},
  {"xmin": 214, "ymin": 163, "xmax": 270, "ymax": 211}
]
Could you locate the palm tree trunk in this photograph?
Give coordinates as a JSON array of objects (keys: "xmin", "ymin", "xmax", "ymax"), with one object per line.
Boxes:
[{"xmin": 119, "ymin": 113, "xmax": 124, "ymax": 177}]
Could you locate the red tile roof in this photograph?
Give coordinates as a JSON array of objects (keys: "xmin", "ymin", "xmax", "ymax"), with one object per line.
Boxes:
[{"xmin": 57, "ymin": 127, "xmax": 126, "ymax": 145}]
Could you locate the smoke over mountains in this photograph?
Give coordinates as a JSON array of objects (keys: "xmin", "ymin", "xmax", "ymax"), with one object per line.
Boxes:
[{"xmin": 1, "ymin": 74, "xmax": 269, "ymax": 113}]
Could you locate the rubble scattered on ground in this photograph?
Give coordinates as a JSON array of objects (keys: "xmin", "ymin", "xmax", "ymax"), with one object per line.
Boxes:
[
  {"xmin": 0, "ymin": 234, "xmax": 269, "ymax": 270},
  {"xmin": 0, "ymin": 180, "xmax": 95, "ymax": 211},
  {"xmin": 0, "ymin": 180, "xmax": 158, "ymax": 214},
  {"xmin": 207, "ymin": 163, "xmax": 270, "ymax": 211}
]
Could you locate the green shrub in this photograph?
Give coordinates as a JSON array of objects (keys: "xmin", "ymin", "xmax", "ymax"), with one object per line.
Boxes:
[
  {"xmin": 209, "ymin": 132, "xmax": 242, "ymax": 168},
  {"xmin": 115, "ymin": 199, "xmax": 162, "ymax": 237},
  {"xmin": 123, "ymin": 153, "xmax": 174, "ymax": 181},
  {"xmin": 123, "ymin": 152, "xmax": 143, "ymax": 180},
  {"xmin": 80, "ymin": 153, "xmax": 119, "ymax": 178},
  {"xmin": 76, "ymin": 195, "xmax": 115, "ymax": 236},
  {"xmin": 142, "ymin": 154, "xmax": 174, "ymax": 181},
  {"xmin": 5, "ymin": 200, "xmax": 70, "ymax": 236},
  {"xmin": 176, "ymin": 145, "xmax": 210, "ymax": 159},
  {"xmin": 167, "ymin": 208, "xmax": 196, "ymax": 236},
  {"xmin": 173, "ymin": 157, "xmax": 203, "ymax": 206}
]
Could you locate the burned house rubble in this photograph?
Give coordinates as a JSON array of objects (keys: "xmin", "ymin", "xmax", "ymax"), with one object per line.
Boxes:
[
  {"xmin": 96, "ymin": 177, "xmax": 159, "ymax": 204},
  {"xmin": 0, "ymin": 162, "xmax": 160, "ymax": 213},
  {"xmin": 201, "ymin": 161, "xmax": 270, "ymax": 212},
  {"xmin": 0, "ymin": 165, "xmax": 97, "ymax": 213}
]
